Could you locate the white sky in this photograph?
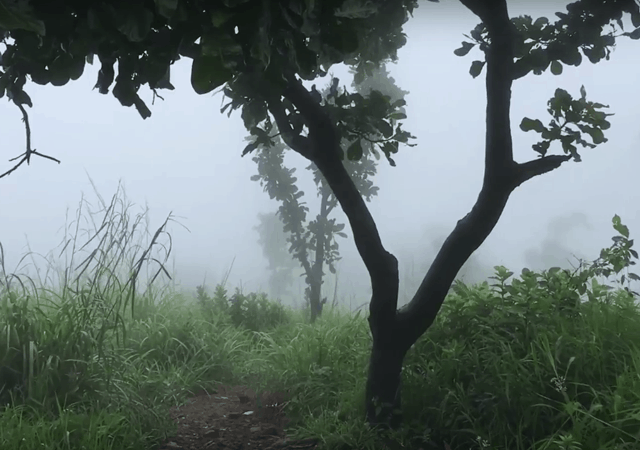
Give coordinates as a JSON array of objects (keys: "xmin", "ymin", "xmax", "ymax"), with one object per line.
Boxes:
[{"xmin": 1, "ymin": 1, "xmax": 638, "ymax": 310}]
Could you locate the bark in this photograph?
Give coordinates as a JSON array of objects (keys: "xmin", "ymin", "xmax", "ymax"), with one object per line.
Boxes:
[{"xmin": 266, "ymin": 0, "xmax": 573, "ymax": 434}]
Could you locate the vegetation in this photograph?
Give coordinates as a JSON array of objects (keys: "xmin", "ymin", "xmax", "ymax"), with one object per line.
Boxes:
[
  {"xmin": 1, "ymin": 185, "xmax": 639, "ymax": 450},
  {"xmin": 1, "ymin": 0, "xmax": 640, "ymax": 437}
]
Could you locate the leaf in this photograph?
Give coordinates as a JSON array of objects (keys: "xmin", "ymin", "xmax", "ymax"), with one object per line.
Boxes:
[
  {"xmin": 550, "ymin": 60, "xmax": 562, "ymax": 75},
  {"xmin": 469, "ymin": 60, "xmax": 485, "ymax": 78},
  {"xmin": 154, "ymin": 0, "xmax": 179, "ymax": 19},
  {"xmin": 453, "ymin": 41, "xmax": 475, "ymax": 57},
  {"xmin": 627, "ymin": 28, "xmax": 640, "ymax": 40},
  {"xmin": 325, "ymin": 23, "xmax": 359, "ymax": 54},
  {"xmin": 376, "ymin": 120, "xmax": 393, "ymax": 138},
  {"xmin": 586, "ymin": 127, "xmax": 606, "ymax": 144},
  {"xmin": 0, "ymin": 0, "xmax": 45, "ymax": 35},
  {"xmin": 9, "ymin": 89, "xmax": 32, "ymax": 107},
  {"xmin": 242, "ymin": 142, "xmax": 258, "ymax": 156},
  {"xmin": 115, "ymin": 6, "xmax": 154, "ymax": 42},
  {"xmin": 612, "ymin": 215, "xmax": 629, "ymax": 238},
  {"xmin": 347, "ymin": 139, "xmax": 363, "ymax": 160},
  {"xmin": 519, "ymin": 117, "xmax": 545, "ymax": 133},
  {"xmin": 388, "ymin": 112, "xmax": 407, "ymax": 121},
  {"xmin": 250, "ymin": 174, "xmax": 261, "ymax": 181},
  {"xmin": 134, "ymin": 97, "xmax": 152, "ymax": 119},
  {"xmin": 632, "ymin": 10, "xmax": 640, "ymax": 28},
  {"xmin": 212, "ymin": 9, "xmax": 235, "ymax": 27},
  {"xmin": 533, "ymin": 17, "xmax": 549, "ymax": 28},
  {"xmin": 191, "ymin": 55, "xmax": 233, "ymax": 94}
]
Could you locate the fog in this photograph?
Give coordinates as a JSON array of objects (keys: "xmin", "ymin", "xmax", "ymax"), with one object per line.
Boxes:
[{"xmin": 1, "ymin": 1, "xmax": 639, "ymax": 311}]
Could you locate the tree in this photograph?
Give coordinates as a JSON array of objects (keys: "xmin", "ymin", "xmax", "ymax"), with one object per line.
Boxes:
[
  {"xmin": 1, "ymin": 0, "xmax": 639, "ymax": 435},
  {"xmin": 254, "ymin": 211, "xmax": 299, "ymax": 302},
  {"xmin": 250, "ymin": 63, "xmax": 410, "ymax": 323}
]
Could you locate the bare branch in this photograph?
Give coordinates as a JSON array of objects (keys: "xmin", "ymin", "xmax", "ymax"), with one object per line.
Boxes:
[{"xmin": 0, "ymin": 101, "xmax": 61, "ymax": 179}]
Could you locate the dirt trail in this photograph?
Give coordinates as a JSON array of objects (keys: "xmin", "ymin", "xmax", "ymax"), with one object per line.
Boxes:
[{"xmin": 155, "ymin": 382, "xmax": 320, "ymax": 450}]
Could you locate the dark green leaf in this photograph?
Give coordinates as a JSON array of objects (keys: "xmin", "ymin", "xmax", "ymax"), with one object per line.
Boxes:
[
  {"xmin": 115, "ymin": 6, "xmax": 154, "ymax": 42},
  {"xmin": 533, "ymin": 17, "xmax": 549, "ymax": 28},
  {"xmin": 469, "ymin": 60, "xmax": 485, "ymax": 78},
  {"xmin": 134, "ymin": 97, "xmax": 152, "ymax": 119},
  {"xmin": 453, "ymin": 41, "xmax": 475, "ymax": 57},
  {"xmin": 154, "ymin": 0, "xmax": 179, "ymax": 19},
  {"xmin": 9, "ymin": 89, "xmax": 32, "ymax": 107},
  {"xmin": 347, "ymin": 139, "xmax": 363, "ymax": 160},
  {"xmin": 242, "ymin": 142, "xmax": 258, "ymax": 156},
  {"xmin": 376, "ymin": 120, "xmax": 393, "ymax": 138},
  {"xmin": 211, "ymin": 9, "xmax": 234, "ymax": 27},
  {"xmin": 627, "ymin": 28, "xmax": 640, "ymax": 40},
  {"xmin": 0, "ymin": 0, "xmax": 45, "ymax": 35},
  {"xmin": 519, "ymin": 117, "xmax": 545, "ymax": 132},
  {"xmin": 550, "ymin": 60, "xmax": 562, "ymax": 75},
  {"xmin": 388, "ymin": 112, "xmax": 407, "ymax": 121},
  {"xmin": 191, "ymin": 55, "xmax": 233, "ymax": 95}
]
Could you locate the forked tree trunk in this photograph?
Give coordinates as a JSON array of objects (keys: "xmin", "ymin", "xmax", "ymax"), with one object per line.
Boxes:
[{"xmin": 271, "ymin": 0, "xmax": 571, "ymax": 434}]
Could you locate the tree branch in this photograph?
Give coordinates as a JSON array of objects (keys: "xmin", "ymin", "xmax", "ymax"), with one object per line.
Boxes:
[
  {"xmin": 279, "ymin": 75, "xmax": 400, "ymax": 329},
  {"xmin": 265, "ymin": 97, "xmax": 315, "ymax": 160},
  {"xmin": 513, "ymin": 154, "xmax": 572, "ymax": 187},
  {"xmin": 1, "ymin": 102, "xmax": 61, "ymax": 179},
  {"xmin": 394, "ymin": 0, "xmax": 534, "ymax": 349}
]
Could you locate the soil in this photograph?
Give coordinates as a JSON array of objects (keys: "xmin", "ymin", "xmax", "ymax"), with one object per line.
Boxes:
[{"xmin": 154, "ymin": 382, "xmax": 320, "ymax": 450}]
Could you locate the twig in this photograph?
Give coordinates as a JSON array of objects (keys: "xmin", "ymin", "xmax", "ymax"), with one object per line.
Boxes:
[{"xmin": 0, "ymin": 101, "xmax": 61, "ymax": 179}]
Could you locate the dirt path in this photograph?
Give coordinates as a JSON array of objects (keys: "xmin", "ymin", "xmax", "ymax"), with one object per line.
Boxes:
[{"xmin": 155, "ymin": 382, "xmax": 320, "ymax": 450}]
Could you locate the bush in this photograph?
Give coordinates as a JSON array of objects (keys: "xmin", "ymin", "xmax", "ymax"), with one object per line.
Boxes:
[{"xmin": 195, "ymin": 284, "xmax": 291, "ymax": 334}]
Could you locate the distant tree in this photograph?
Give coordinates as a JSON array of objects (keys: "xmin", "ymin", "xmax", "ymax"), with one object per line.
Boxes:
[
  {"xmin": 1, "ymin": 0, "xmax": 638, "ymax": 434},
  {"xmin": 253, "ymin": 211, "xmax": 298, "ymax": 301},
  {"xmin": 250, "ymin": 64, "xmax": 410, "ymax": 323}
]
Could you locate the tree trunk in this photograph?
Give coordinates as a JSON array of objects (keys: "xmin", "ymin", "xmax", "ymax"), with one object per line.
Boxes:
[
  {"xmin": 307, "ymin": 281, "xmax": 326, "ymax": 323},
  {"xmin": 273, "ymin": 0, "xmax": 572, "ymax": 435},
  {"xmin": 364, "ymin": 334, "xmax": 408, "ymax": 430},
  {"xmin": 308, "ymin": 189, "xmax": 331, "ymax": 323}
]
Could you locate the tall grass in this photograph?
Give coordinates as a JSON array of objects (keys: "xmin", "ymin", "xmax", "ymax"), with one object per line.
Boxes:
[{"xmin": 1, "ymin": 181, "xmax": 639, "ymax": 450}]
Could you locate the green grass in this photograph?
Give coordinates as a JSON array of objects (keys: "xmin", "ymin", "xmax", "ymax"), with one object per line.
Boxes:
[{"xmin": 1, "ymin": 183, "xmax": 639, "ymax": 450}]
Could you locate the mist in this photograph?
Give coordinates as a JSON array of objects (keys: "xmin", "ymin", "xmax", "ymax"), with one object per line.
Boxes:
[{"xmin": 1, "ymin": 0, "xmax": 638, "ymax": 311}]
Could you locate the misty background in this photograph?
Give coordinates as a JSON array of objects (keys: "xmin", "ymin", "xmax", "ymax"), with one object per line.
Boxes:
[{"xmin": 1, "ymin": 0, "xmax": 638, "ymax": 312}]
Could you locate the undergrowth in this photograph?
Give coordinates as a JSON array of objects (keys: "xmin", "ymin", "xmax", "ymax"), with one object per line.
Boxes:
[{"xmin": 1, "ymin": 183, "xmax": 639, "ymax": 450}]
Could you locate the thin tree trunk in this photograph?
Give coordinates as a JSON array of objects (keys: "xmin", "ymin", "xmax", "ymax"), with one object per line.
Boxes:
[{"xmin": 308, "ymin": 189, "xmax": 330, "ymax": 323}]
